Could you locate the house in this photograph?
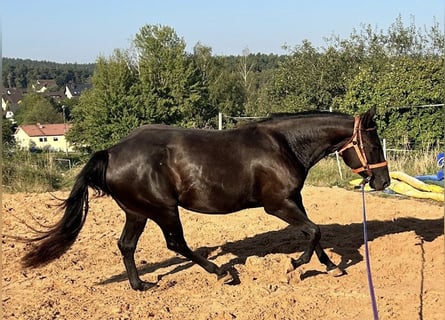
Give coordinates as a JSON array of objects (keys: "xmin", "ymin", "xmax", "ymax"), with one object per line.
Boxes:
[
  {"xmin": 32, "ymin": 79, "xmax": 58, "ymax": 92},
  {"xmin": 65, "ymin": 83, "xmax": 92, "ymax": 99},
  {"xmin": 2, "ymin": 88, "xmax": 26, "ymax": 119},
  {"xmin": 43, "ymin": 90, "xmax": 65, "ymax": 102},
  {"xmin": 14, "ymin": 123, "xmax": 74, "ymax": 152}
]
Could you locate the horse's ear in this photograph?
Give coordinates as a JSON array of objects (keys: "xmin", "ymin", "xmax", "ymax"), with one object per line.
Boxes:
[{"xmin": 361, "ymin": 106, "xmax": 376, "ymax": 128}]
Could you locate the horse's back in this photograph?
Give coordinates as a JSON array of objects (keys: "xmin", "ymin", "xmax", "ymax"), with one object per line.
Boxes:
[{"xmin": 112, "ymin": 123, "xmax": 278, "ymax": 158}]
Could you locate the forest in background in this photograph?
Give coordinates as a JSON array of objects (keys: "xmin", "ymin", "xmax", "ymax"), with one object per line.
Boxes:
[{"xmin": 2, "ymin": 58, "xmax": 94, "ymax": 88}]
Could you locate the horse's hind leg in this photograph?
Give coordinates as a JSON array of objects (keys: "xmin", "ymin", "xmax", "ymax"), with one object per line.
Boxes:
[
  {"xmin": 118, "ymin": 213, "xmax": 154, "ymax": 291},
  {"xmin": 156, "ymin": 207, "xmax": 231, "ymax": 282}
]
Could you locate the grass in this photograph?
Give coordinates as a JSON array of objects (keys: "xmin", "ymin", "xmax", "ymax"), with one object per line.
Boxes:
[
  {"xmin": 306, "ymin": 155, "xmax": 355, "ymax": 188},
  {"xmin": 385, "ymin": 149, "xmax": 442, "ymax": 176},
  {"xmin": 2, "ymin": 149, "xmax": 83, "ymax": 193}
]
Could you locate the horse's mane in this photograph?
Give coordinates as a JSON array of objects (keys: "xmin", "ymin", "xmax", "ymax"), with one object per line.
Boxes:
[
  {"xmin": 271, "ymin": 110, "xmax": 347, "ymax": 118},
  {"xmin": 251, "ymin": 110, "xmax": 349, "ymax": 125},
  {"xmin": 230, "ymin": 110, "xmax": 352, "ymax": 131}
]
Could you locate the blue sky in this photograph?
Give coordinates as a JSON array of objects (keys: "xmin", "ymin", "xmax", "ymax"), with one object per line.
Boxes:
[{"xmin": 2, "ymin": 1, "xmax": 443, "ymax": 63}]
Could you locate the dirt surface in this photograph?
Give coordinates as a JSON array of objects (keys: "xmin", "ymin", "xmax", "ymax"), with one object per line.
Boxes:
[{"xmin": 2, "ymin": 186, "xmax": 444, "ymax": 320}]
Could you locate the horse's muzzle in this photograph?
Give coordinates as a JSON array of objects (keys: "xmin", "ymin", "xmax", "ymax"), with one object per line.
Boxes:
[{"xmin": 369, "ymin": 176, "xmax": 390, "ymax": 191}]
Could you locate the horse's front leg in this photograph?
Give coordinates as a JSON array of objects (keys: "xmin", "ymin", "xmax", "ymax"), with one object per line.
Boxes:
[
  {"xmin": 264, "ymin": 196, "xmax": 344, "ymax": 276},
  {"xmin": 314, "ymin": 243, "xmax": 344, "ymax": 276},
  {"xmin": 291, "ymin": 192, "xmax": 344, "ymax": 276}
]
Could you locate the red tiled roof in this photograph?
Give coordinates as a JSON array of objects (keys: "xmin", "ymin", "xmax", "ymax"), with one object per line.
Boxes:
[{"xmin": 17, "ymin": 123, "xmax": 71, "ymax": 137}]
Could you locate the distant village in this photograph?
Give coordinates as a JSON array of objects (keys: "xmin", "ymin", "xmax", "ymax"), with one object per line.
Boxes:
[{"xmin": 2, "ymin": 80, "xmax": 91, "ymax": 153}]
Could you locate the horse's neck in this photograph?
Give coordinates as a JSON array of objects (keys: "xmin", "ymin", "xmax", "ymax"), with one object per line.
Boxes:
[{"xmin": 281, "ymin": 117, "xmax": 353, "ymax": 169}]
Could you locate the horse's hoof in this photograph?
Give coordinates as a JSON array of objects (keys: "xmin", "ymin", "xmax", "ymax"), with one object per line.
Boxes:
[
  {"xmin": 327, "ymin": 267, "xmax": 345, "ymax": 277},
  {"xmin": 217, "ymin": 271, "xmax": 234, "ymax": 284},
  {"xmin": 132, "ymin": 281, "xmax": 157, "ymax": 291}
]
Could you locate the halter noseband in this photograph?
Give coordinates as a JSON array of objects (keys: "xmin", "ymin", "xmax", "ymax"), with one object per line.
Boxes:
[{"xmin": 338, "ymin": 116, "xmax": 388, "ymax": 176}]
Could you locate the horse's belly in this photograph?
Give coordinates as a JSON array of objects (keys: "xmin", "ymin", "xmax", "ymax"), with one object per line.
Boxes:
[{"xmin": 178, "ymin": 183, "xmax": 258, "ymax": 214}]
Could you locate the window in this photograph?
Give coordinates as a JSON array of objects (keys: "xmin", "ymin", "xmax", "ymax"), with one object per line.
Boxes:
[
  {"xmin": 39, "ymin": 137, "xmax": 47, "ymax": 142},
  {"xmin": 53, "ymin": 137, "xmax": 59, "ymax": 141}
]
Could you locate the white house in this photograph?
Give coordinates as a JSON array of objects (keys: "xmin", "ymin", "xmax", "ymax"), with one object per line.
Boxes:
[
  {"xmin": 2, "ymin": 88, "xmax": 25, "ymax": 119},
  {"xmin": 14, "ymin": 123, "xmax": 74, "ymax": 152},
  {"xmin": 65, "ymin": 83, "xmax": 92, "ymax": 99},
  {"xmin": 32, "ymin": 79, "xmax": 57, "ymax": 93}
]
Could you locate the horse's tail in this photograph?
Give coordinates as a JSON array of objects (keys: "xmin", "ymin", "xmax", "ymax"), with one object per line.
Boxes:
[{"xmin": 22, "ymin": 150, "xmax": 111, "ymax": 268}]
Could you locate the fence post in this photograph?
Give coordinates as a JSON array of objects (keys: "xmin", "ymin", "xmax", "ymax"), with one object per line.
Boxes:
[
  {"xmin": 330, "ymin": 106, "xmax": 343, "ymax": 179},
  {"xmin": 383, "ymin": 139, "xmax": 387, "ymax": 160},
  {"xmin": 218, "ymin": 112, "xmax": 223, "ymax": 130},
  {"xmin": 335, "ymin": 152, "xmax": 343, "ymax": 180}
]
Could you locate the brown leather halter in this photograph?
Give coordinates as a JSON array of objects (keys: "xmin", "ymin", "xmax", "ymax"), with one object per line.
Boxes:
[{"xmin": 338, "ymin": 116, "xmax": 388, "ymax": 176}]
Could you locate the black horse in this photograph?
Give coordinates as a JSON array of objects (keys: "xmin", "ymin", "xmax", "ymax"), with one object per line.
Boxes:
[{"xmin": 22, "ymin": 107, "xmax": 390, "ymax": 290}]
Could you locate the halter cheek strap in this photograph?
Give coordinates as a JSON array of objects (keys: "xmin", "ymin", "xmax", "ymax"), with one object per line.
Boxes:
[{"xmin": 338, "ymin": 116, "xmax": 388, "ymax": 176}]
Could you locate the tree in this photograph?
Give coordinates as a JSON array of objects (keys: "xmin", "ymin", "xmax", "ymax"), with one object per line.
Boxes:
[
  {"xmin": 133, "ymin": 24, "xmax": 211, "ymax": 127},
  {"xmin": 333, "ymin": 16, "xmax": 444, "ymax": 148},
  {"xmin": 237, "ymin": 48, "xmax": 254, "ymax": 100},
  {"xmin": 338, "ymin": 56, "xmax": 443, "ymax": 148},
  {"xmin": 209, "ymin": 66, "xmax": 245, "ymax": 117},
  {"xmin": 67, "ymin": 50, "xmax": 140, "ymax": 151},
  {"xmin": 68, "ymin": 24, "xmax": 213, "ymax": 151},
  {"xmin": 192, "ymin": 45, "xmax": 245, "ymax": 121},
  {"xmin": 2, "ymin": 117, "xmax": 16, "ymax": 149},
  {"xmin": 14, "ymin": 93, "xmax": 63, "ymax": 124},
  {"xmin": 264, "ymin": 40, "xmax": 355, "ymax": 113}
]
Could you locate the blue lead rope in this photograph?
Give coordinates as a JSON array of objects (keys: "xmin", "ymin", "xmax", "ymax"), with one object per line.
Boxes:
[{"xmin": 361, "ymin": 183, "xmax": 379, "ymax": 320}]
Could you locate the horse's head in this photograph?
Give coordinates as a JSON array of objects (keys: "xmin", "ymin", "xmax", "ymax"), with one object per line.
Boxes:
[{"xmin": 339, "ymin": 106, "xmax": 390, "ymax": 191}]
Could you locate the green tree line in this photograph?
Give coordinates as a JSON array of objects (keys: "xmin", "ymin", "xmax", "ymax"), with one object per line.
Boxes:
[{"xmin": 2, "ymin": 58, "xmax": 94, "ymax": 89}]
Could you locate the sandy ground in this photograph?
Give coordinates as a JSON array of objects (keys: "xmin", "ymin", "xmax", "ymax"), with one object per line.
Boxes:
[{"xmin": 2, "ymin": 186, "xmax": 444, "ymax": 320}]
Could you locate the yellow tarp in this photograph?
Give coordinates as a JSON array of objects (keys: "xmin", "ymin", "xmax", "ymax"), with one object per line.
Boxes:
[
  {"xmin": 389, "ymin": 179, "xmax": 444, "ymax": 202},
  {"xmin": 349, "ymin": 171, "xmax": 444, "ymax": 202},
  {"xmin": 389, "ymin": 171, "xmax": 444, "ymax": 193}
]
